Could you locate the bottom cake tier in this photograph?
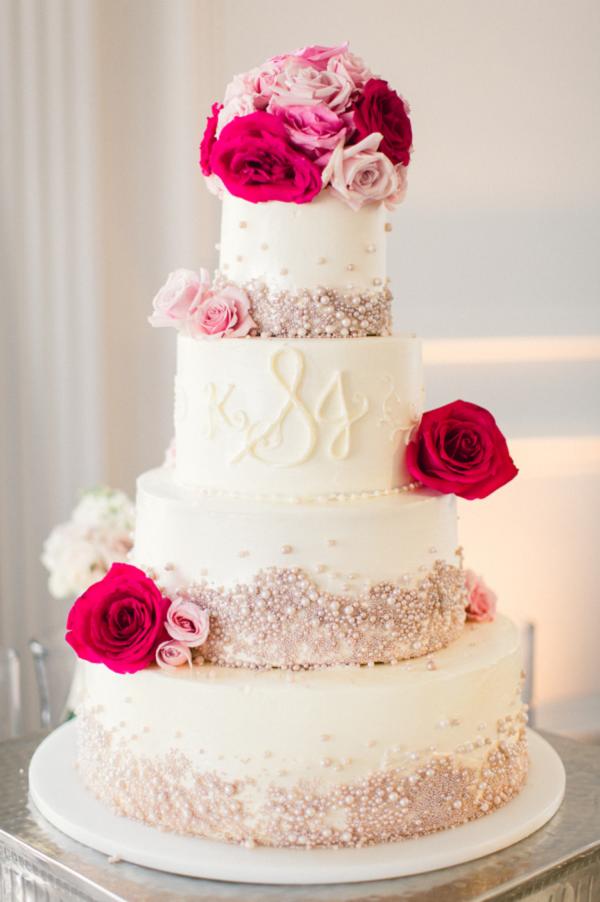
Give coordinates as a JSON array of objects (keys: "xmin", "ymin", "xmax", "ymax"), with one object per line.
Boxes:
[{"xmin": 76, "ymin": 615, "xmax": 528, "ymax": 849}]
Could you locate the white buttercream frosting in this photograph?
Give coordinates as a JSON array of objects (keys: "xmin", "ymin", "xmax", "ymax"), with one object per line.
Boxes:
[
  {"xmin": 174, "ymin": 334, "xmax": 423, "ymax": 499},
  {"xmin": 76, "ymin": 617, "xmax": 527, "ymax": 846},
  {"xmin": 219, "ymin": 192, "xmax": 388, "ymax": 293},
  {"xmin": 134, "ymin": 468, "xmax": 457, "ymax": 595}
]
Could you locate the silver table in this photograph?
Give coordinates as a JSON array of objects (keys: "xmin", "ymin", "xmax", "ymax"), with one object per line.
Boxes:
[{"xmin": 0, "ymin": 731, "xmax": 598, "ymax": 901}]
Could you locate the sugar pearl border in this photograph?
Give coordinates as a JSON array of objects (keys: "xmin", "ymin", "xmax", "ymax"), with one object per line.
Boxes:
[
  {"xmin": 169, "ymin": 559, "xmax": 467, "ymax": 669},
  {"xmin": 77, "ymin": 713, "xmax": 528, "ymax": 849},
  {"xmin": 213, "ymin": 272, "xmax": 392, "ymax": 339}
]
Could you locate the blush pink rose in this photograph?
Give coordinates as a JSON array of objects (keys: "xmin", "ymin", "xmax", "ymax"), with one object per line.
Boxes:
[
  {"xmin": 223, "ymin": 62, "xmax": 281, "ymax": 111},
  {"xmin": 165, "ymin": 599, "xmax": 210, "ymax": 647},
  {"xmin": 217, "ymin": 92, "xmax": 256, "ymax": 134},
  {"xmin": 149, "ymin": 269, "xmax": 210, "ymax": 329},
  {"xmin": 155, "ymin": 639, "xmax": 192, "ymax": 670},
  {"xmin": 210, "ymin": 112, "xmax": 322, "ymax": 204},
  {"xmin": 465, "ymin": 571, "xmax": 497, "ymax": 623},
  {"xmin": 271, "ymin": 43, "xmax": 349, "ymax": 70},
  {"xmin": 66, "ymin": 563, "xmax": 171, "ymax": 674},
  {"xmin": 267, "ymin": 59, "xmax": 353, "ymax": 113},
  {"xmin": 188, "ymin": 284, "xmax": 255, "ymax": 338},
  {"xmin": 323, "ymin": 133, "xmax": 405, "ymax": 210},
  {"xmin": 273, "ymin": 103, "xmax": 347, "ymax": 161},
  {"xmin": 327, "ymin": 50, "xmax": 373, "ymax": 92}
]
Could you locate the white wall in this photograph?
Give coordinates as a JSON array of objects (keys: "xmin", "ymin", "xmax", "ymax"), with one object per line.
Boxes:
[{"xmin": 2, "ymin": 0, "xmax": 599, "ymax": 728}]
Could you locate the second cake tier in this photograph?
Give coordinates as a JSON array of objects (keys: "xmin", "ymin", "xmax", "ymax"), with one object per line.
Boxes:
[
  {"xmin": 133, "ymin": 468, "xmax": 466, "ymax": 667},
  {"xmin": 174, "ymin": 334, "xmax": 423, "ymax": 500}
]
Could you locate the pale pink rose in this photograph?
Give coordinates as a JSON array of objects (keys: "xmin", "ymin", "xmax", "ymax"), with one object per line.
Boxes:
[
  {"xmin": 270, "ymin": 43, "xmax": 349, "ymax": 71},
  {"xmin": 221, "ymin": 63, "xmax": 281, "ymax": 119},
  {"xmin": 155, "ymin": 639, "xmax": 192, "ymax": 670},
  {"xmin": 322, "ymin": 133, "xmax": 404, "ymax": 211},
  {"xmin": 327, "ymin": 50, "xmax": 373, "ymax": 92},
  {"xmin": 267, "ymin": 59, "xmax": 353, "ymax": 113},
  {"xmin": 224, "ymin": 62, "xmax": 281, "ymax": 104},
  {"xmin": 165, "ymin": 599, "xmax": 210, "ymax": 647},
  {"xmin": 464, "ymin": 570, "xmax": 497, "ymax": 623},
  {"xmin": 217, "ymin": 93, "xmax": 257, "ymax": 133},
  {"xmin": 273, "ymin": 103, "xmax": 347, "ymax": 161},
  {"xmin": 149, "ymin": 269, "xmax": 209, "ymax": 329},
  {"xmin": 187, "ymin": 284, "xmax": 255, "ymax": 339}
]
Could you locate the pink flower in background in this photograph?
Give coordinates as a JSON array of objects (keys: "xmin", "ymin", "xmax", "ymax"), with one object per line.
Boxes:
[
  {"xmin": 267, "ymin": 59, "xmax": 353, "ymax": 113},
  {"xmin": 464, "ymin": 571, "xmax": 497, "ymax": 623},
  {"xmin": 273, "ymin": 103, "xmax": 347, "ymax": 161},
  {"xmin": 156, "ymin": 639, "xmax": 192, "ymax": 670},
  {"xmin": 328, "ymin": 50, "xmax": 373, "ymax": 93},
  {"xmin": 199, "ymin": 102, "xmax": 222, "ymax": 176},
  {"xmin": 323, "ymin": 133, "xmax": 405, "ymax": 210},
  {"xmin": 149, "ymin": 269, "xmax": 209, "ymax": 329},
  {"xmin": 352, "ymin": 78, "xmax": 413, "ymax": 166},
  {"xmin": 163, "ymin": 437, "xmax": 176, "ymax": 468},
  {"xmin": 189, "ymin": 283, "xmax": 255, "ymax": 338},
  {"xmin": 165, "ymin": 599, "xmax": 210, "ymax": 647},
  {"xmin": 66, "ymin": 563, "xmax": 170, "ymax": 674},
  {"xmin": 210, "ymin": 112, "xmax": 322, "ymax": 204}
]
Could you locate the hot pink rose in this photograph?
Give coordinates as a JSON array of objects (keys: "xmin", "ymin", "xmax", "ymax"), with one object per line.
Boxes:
[
  {"xmin": 210, "ymin": 112, "xmax": 322, "ymax": 204},
  {"xmin": 273, "ymin": 103, "xmax": 347, "ymax": 161},
  {"xmin": 323, "ymin": 133, "xmax": 405, "ymax": 210},
  {"xmin": 199, "ymin": 102, "xmax": 222, "ymax": 176},
  {"xmin": 352, "ymin": 78, "xmax": 413, "ymax": 166},
  {"xmin": 66, "ymin": 563, "xmax": 170, "ymax": 674},
  {"xmin": 188, "ymin": 283, "xmax": 255, "ymax": 338},
  {"xmin": 149, "ymin": 269, "xmax": 209, "ymax": 329},
  {"xmin": 267, "ymin": 59, "xmax": 353, "ymax": 113},
  {"xmin": 465, "ymin": 571, "xmax": 497, "ymax": 623},
  {"xmin": 155, "ymin": 639, "xmax": 192, "ymax": 670},
  {"xmin": 165, "ymin": 599, "xmax": 210, "ymax": 647},
  {"xmin": 327, "ymin": 50, "xmax": 373, "ymax": 92},
  {"xmin": 406, "ymin": 400, "xmax": 518, "ymax": 500}
]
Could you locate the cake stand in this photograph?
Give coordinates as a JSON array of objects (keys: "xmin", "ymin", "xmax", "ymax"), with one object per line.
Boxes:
[{"xmin": 28, "ymin": 722, "xmax": 565, "ymax": 886}]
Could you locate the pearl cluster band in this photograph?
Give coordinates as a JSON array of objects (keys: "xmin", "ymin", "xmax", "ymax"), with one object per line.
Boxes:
[
  {"xmin": 77, "ymin": 711, "xmax": 527, "ymax": 848},
  {"xmin": 213, "ymin": 272, "xmax": 393, "ymax": 339},
  {"xmin": 165, "ymin": 559, "xmax": 467, "ymax": 669}
]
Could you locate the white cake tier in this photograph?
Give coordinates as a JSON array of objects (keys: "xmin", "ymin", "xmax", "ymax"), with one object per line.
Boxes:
[
  {"xmin": 174, "ymin": 334, "xmax": 423, "ymax": 500},
  {"xmin": 76, "ymin": 617, "xmax": 528, "ymax": 848},
  {"xmin": 219, "ymin": 192, "xmax": 388, "ymax": 293},
  {"xmin": 134, "ymin": 467, "xmax": 464, "ymax": 667}
]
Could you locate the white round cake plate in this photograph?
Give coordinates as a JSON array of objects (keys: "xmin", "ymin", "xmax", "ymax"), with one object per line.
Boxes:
[{"xmin": 29, "ymin": 723, "xmax": 565, "ymax": 886}]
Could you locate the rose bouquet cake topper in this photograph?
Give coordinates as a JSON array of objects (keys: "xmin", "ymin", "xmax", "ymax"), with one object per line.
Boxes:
[{"xmin": 200, "ymin": 42, "xmax": 412, "ymax": 209}]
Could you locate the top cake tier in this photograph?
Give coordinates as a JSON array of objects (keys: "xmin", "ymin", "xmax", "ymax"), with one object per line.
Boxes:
[
  {"xmin": 217, "ymin": 192, "xmax": 392, "ymax": 338},
  {"xmin": 219, "ymin": 191, "xmax": 388, "ymax": 293}
]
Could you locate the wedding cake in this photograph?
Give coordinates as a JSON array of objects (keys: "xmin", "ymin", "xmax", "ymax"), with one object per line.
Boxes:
[{"xmin": 66, "ymin": 43, "xmax": 526, "ymax": 849}]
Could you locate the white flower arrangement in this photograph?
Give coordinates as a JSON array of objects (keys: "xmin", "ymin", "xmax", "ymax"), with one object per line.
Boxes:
[{"xmin": 41, "ymin": 487, "xmax": 135, "ymax": 600}]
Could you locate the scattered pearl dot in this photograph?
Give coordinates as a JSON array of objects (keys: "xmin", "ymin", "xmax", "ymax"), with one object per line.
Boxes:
[{"xmin": 238, "ymin": 220, "xmax": 247, "ymax": 229}]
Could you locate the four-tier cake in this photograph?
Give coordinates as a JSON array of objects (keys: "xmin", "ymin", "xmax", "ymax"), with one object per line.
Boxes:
[{"xmin": 66, "ymin": 43, "xmax": 525, "ymax": 849}]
